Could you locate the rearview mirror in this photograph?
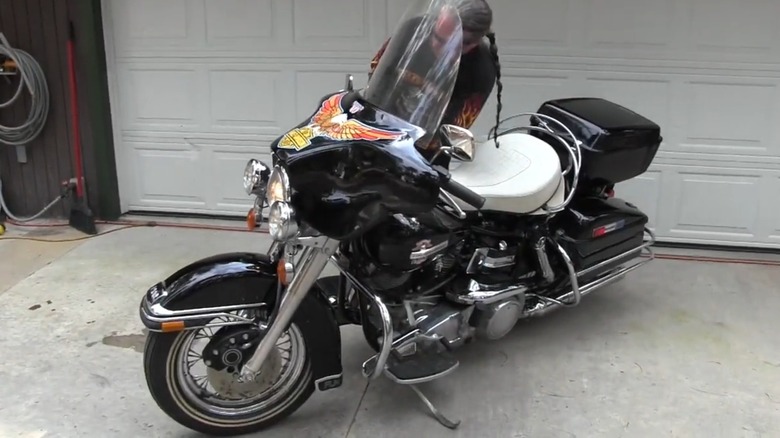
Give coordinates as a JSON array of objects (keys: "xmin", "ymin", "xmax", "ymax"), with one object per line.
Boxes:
[
  {"xmin": 440, "ymin": 124, "xmax": 476, "ymax": 162},
  {"xmin": 345, "ymin": 74, "xmax": 354, "ymax": 92}
]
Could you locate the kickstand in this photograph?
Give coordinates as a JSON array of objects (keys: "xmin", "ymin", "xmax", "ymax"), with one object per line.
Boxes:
[{"xmin": 409, "ymin": 384, "xmax": 461, "ymax": 429}]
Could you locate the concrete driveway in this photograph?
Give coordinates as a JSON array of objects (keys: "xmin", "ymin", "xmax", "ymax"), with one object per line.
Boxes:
[{"xmin": 1, "ymin": 220, "xmax": 778, "ymax": 437}]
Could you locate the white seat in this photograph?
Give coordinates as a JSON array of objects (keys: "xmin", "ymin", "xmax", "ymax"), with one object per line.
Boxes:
[{"xmin": 448, "ymin": 132, "xmax": 564, "ymax": 215}]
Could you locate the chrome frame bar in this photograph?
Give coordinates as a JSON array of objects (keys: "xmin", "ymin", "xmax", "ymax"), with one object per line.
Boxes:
[
  {"xmin": 329, "ymin": 253, "xmax": 398, "ymax": 380},
  {"xmin": 146, "ymin": 302, "xmax": 268, "ymax": 319},
  {"xmin": 142, "ymin": 302, "xmax": 268, "ymax": 332}
]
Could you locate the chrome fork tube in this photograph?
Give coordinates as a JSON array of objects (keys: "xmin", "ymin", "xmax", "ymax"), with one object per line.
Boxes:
[{"xmin": 240, "ymin": 238, "xmax": 338, "ymax": 380}]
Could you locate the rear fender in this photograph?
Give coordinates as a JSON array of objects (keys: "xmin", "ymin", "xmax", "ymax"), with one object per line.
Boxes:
[{"xmin": 139, "ymin": 252, "xmax": 344, "ymax": 391}]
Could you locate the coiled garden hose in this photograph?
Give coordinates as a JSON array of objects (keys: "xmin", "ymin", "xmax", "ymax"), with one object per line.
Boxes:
[
  {"xmin": 0, "ymin": 33, "xmax": 49, "ymax": 146},
  {"xmin": 0, "ymin": 174, "xmax": 63, "ymax": 223},
  {"xmin": 0, "ymin": 34, "xmax": 60, "ymax": 223}
]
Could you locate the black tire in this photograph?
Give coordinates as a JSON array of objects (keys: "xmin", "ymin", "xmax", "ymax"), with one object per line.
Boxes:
[{"xmin": 143, "ymin": 324, "xmax": 315, "ymax": 436}]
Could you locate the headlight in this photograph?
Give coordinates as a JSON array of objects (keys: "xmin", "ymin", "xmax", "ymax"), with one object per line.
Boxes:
[
  {"xmin": 266, "ymin": 166, "xmax": 290, "ymax": 205},
  {"xmin": 243, "ymin": 159, "xmax": 270, "ymax": 196},
  {"xmin": 268, "ymin": 201, "xmax": 298, "ymax": 241}
]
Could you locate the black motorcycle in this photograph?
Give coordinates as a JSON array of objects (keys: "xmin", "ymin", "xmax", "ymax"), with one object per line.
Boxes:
[{"xmin": 138, "ymin": 0, "xmax": 660, "ymax": 435}]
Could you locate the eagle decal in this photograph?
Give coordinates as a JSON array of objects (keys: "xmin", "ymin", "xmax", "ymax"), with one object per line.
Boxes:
[{"xmin": 278, "ymin": 92, "xmax": 404, "ymax": 150}]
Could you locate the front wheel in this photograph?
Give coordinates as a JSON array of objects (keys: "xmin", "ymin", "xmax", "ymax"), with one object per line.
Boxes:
[{"xmin": 143, "ymin": 320, "xmax": 314, "ymax": 436}]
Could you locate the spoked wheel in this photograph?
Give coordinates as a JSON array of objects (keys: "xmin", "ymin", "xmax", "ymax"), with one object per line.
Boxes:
[{"xmin": 143, "ymin": 314, "xmax": 315, "ymax": 436}]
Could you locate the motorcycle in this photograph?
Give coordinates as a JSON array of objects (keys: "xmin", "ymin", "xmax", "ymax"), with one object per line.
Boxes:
[{"xmin": 138, "ymin": 0, "xmax": 661, "ymax": 434}]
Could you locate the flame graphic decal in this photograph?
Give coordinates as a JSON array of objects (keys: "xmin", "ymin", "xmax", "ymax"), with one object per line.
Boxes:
[{"xmin": 453, "ymin": 94, "xmax": 483, "ymax": 129}]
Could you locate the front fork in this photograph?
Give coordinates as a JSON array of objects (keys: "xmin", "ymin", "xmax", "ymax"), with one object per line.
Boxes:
[{"xmin": 240, "ymin": 236, "xmax": 340, "ymax": 380}]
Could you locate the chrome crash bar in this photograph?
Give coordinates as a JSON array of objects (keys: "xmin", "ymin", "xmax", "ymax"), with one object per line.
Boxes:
[{"xmin": 524, "ymin": 227, "xmax": 656, "ymax": 317}]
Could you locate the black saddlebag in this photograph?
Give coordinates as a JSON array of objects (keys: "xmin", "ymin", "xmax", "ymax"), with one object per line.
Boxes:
[{"xmin": 553, "ymin": 196, "xmax": 648, "ymax": 272}]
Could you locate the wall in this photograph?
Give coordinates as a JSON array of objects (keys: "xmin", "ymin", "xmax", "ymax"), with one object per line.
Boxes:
[{"xmin": 0, "ymin": 0, "xmax": 119, "ymax": 219}]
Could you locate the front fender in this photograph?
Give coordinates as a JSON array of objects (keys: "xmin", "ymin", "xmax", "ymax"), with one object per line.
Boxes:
[
  {"xmin": 147, "ymin": 252, "xmax": 278, "ymax": 313},
  {"xmin": 139, "ymin": 252, "xmax": 344, "ymax": 391}
]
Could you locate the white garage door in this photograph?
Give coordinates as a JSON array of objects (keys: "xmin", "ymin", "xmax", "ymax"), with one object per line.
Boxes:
[{"xmin": 102, "ymin": 0, "xmax": 780, "ymax": 249}]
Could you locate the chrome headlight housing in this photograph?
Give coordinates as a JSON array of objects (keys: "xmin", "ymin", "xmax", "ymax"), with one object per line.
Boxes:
[
  {"xmin": 265, "ymin": 165, "xmax": 298, "ymax": 241},
  {"xmin": 266, "ymin": 165, "xmax": 290, "ymax": 205},
  {"xmin": 243, "ymin": 159, "xmax": 270, "ymax": 196},
  {"xmin": 268, "ymin": 200, "xmax": 298, "ymax": 241}
]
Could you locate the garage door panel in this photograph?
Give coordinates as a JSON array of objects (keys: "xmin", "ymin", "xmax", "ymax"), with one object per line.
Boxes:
[
  {"xmin": 208, "ymin": 69, "xmax": 285, "ymax": 134},
  {"xmin": 763, "ymin": 176, "xmax": 780, "ymax": 242},
  {"xmin": 110, "ymin": 0, "xmax": 197, "ymax": 51},
  {"xmin": 292, "ymin": 0, "xmax": 377, "ymax": 50},
  {"xmin": 657, "ymin": 165, "xmax": 771, "ymax": 243},
  {"xmin": 678, "ymin": 81, "xmax": 776, "ymax": 156},
  {"xmin": 689, "ymin": 0, "xmax": 780, "ymax": 55},
  {"xmin": 584, "ymin": 0, "xmax": 676, "ymax": 49},
  {"xmin": 204, "ymin": 0, "xmax": 277, "ymax": 47},
  {"xmin": 117, "ymin": 65, "xmax": 202, "ymax": 131},
  {"xmin": 674, "ymin": 172, "xmax": 760, "ymax": 232},
  {"xmin": 130, "ymin": 144, "xmax": 207, "ymax": 210},
  {"xmin": 126, "ymin": 138, "xmax": 271, "ymax": 214},
  {"xmin": 116, "ymin": 63, "xmax": 290, "ymax": 137},
  {"xmin": 491, "ymin": 0, "xmax": 572, "ymax": 51}
]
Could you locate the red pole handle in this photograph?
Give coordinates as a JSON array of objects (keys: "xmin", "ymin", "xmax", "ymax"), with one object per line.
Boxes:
[{"xmin": 67, "ymin": 27, "xmax": 84, "ymax": 198}]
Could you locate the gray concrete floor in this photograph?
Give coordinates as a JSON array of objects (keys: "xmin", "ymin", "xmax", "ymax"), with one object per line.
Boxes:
[{"xmin": 1, "ymin": 220, "xmax": 779, "ymax": 437}]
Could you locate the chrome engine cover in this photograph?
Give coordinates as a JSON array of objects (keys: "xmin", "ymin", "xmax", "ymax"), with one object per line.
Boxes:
[
  {"xmin": 472, "ymin": 296, "xmax": 525, "ymax": 340},
  {"xmin": 412, "ymin": 302, "xmax": 475, "ymax": 350}
]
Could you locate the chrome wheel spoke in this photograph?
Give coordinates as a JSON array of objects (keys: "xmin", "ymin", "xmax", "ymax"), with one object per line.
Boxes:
[{"xmin": 172, "ymin": 313, "xmax": 307, "ymax": 417}]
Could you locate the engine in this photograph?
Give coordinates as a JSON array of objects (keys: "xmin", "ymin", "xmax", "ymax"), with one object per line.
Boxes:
[
  {"xmin": 349, "ymin": 210, "xmax": 541, "ymax": 353},
  {"xmin": 350, "ymin": 211, "xmax": 464, "ymax": 300}
]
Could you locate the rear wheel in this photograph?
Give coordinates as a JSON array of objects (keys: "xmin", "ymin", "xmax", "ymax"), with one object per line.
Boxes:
[{"xmin": 143, "ymin": 317, "xmax": 314, "ymax": 436}]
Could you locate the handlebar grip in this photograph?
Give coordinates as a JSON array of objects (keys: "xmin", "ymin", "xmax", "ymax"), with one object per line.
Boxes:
[{"xmin": 442, "ymin": 177, "xmax": 485, "ymax": 209}]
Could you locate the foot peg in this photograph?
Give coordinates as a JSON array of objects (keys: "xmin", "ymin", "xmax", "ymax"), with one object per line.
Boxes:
[
  {"xmin": 363, "ymin": 349, "xmax": 460, "ymax": 384},
  {"xmin": 385, "ymin": 350, "xmax": 459, "ymax": 384}
]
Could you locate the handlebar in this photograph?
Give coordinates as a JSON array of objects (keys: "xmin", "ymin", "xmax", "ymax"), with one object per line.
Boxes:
[{"xmin": 433, "ymin": 165, "xmax": 485, "ymax": 210}]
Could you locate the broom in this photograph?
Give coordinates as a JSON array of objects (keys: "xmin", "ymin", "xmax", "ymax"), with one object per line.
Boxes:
[{"xmin": 66, "ymin": 21, "xmax": 96, "ymax": 235}]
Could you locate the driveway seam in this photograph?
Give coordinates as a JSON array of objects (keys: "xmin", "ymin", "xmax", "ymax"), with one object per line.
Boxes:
[{"xmin": 344, "ymin": 380, "xmax": 370, "ymax": 438}]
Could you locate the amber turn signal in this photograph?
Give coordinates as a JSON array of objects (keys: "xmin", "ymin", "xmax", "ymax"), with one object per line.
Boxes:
[
  {"xmin": 277, "ymin": 258, "xmax": 289, "ymax": 285},
  {"xmin": 246, "ymin": 207, "xmax": 257, "ymax": 230},
  {"xmin": 160, "ymin": 321, "xmax": 186, "ymax": 333}
]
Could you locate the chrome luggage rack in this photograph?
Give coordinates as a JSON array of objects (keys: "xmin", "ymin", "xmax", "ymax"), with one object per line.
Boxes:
[{"xmin": 488, "ymin": 112, "xmax": 584, "ymax": 214}]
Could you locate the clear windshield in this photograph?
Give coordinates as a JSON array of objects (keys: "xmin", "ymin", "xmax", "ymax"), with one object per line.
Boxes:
[{"xmin": 362, "ymin": 0, "xmax": 463, "ymax": 143}]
